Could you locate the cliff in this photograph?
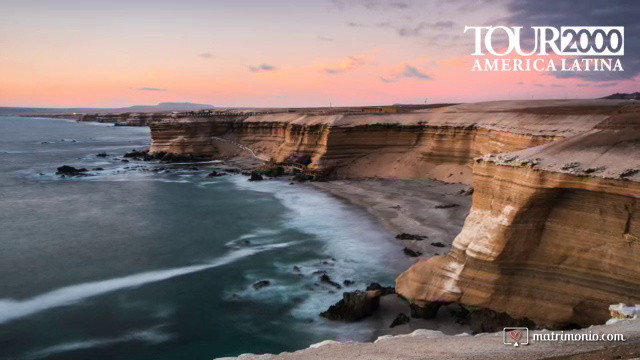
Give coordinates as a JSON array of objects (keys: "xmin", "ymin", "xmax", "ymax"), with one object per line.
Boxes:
[
  {"xmin": 149, "ymin": 100, "xmax": 621, "ymax": 184},
  {"xmin": 149, "ymin": 100, "xmax": 639, "ymax": 328},
  {"xmin": 396, "ymin": 104, "xmax": 640, "ymax": 329}
]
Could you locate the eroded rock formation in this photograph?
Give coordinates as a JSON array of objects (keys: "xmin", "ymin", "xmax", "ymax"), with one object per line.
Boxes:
[
  {"xmin": 396, "ymin": 105, "xmax": 640, "ymax": 329},
  {"xmin": 150, "ymin": 100, "xmax": 619, "ymax": 184},
  {"xmin": 149, "ymin": 99, "xmax": 640, "ymax": 328}
]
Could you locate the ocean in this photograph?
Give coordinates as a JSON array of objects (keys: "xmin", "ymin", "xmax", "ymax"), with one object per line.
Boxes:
[{"xmin": 0, "ymin": 117, "xmax": 409, "ymax": 360}]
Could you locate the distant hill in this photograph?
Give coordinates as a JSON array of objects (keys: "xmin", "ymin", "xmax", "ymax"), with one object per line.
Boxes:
[
  {"xmin": 0, "ymin": 102, "xmax": 215, "ymax": 116},
  {"xmin": 600, "ymin": 92, "xmax": 640, "ymax": 100}
]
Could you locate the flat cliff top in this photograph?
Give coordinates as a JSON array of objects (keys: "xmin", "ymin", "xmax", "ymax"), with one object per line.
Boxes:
[
  {"xmin": 485, "ymin": 104, "xmax": 640, "ymax": 182},
  {"xmin": 217, "ymin": 320, "xmax": 640, "ymax": 360},
  {"xmin": 231, "ymin": 99, "xmax": 632, "ymax": 137}
]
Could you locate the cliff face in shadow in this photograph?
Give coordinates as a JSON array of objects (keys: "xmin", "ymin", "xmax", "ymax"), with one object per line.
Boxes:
[
  {"xmin": 396, "ymin": 105, "xmax": 640, "ymax": 328},
  {"xmin": 148, "ymin": 100, "xmax": 640, "ymax": 328}
]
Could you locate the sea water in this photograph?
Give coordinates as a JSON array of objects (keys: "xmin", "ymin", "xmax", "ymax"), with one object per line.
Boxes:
[{"xmin": 0, "ymin": 117, "xmax": 409, "ymax": 360}]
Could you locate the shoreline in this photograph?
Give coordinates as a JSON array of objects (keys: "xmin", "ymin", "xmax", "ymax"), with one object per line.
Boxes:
[{"xmin": 310, "ymin": 179, "xmax": 472, "ymax": 259}]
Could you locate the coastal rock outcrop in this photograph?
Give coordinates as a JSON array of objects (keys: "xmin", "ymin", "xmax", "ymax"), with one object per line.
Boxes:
[
  {"xmin": 149, "ymin": 100, "xmax": 624, "ymax": 184},
  {"xmin": 56, "ymin": 165, "xmax": 89, "ymax": 176},
  {"xmin": 320, "ymin": 290, "xmax": 381, "ymax": 321},
  {"xmin": 147, "ymin": 100, "xmax": 639, "ymax": 329},
  {"xmin": 396, "ymin": 106, "xmax": 640, "ymax": 329}
]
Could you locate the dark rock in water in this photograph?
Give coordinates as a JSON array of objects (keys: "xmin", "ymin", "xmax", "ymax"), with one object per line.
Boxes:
[
  {"xmin": 366, "ymin": 283, "xmax": 395, "ymax": 295},
  {"xmin": 248, "ymin": 172, "xmax": 264, "ymax": 181},
  {"xmin": 96, "ymin": 153, "xmax": 108, "ymax": 158},
  {"xmin": 389, "ymin": 313, "xmax": 411, "ymax": 328},
  {"xmin": 312, "ymin": 270, "xmax": 327, "ymax": 276},
  {"xmin": 395, "ymin": 233, "xmax": 427, "ymax": 241},
  {"xmin": 123, "ymin": 149, "xmax": 148, "ymax": 159},
  {"xmin": 206, "ymin": 170, "xmax": 225, "ymax": 177},
  {"xmin": 343, "ymin": 280, "xmax": 355, "ymax": 286},
  {"xmin": 403, "ymin": 247, "xmax": 422, "ymax": 257},
  {"xmin": 434, "ymin": 203, "xmax": 459, "ymax": 209},
  {"xmin": 92, "ymin": 167, "xmax": 104, "ymax": 171},
  {"xmin": 121, "ymin": 159, "xmax": 129, "ymax": 163},
  {"xmin": 252, "ymin": 280, "xmax": 271, "ymax": 290},
  {"xmin": 226, "ymin": 168, "xmax": 241, "ymax": 174},
  {"xmin": 56, "ymin": 165, "xmax": 88, "ymax": 176},
  {"xmin": 430, "ymin": 242, "xmax": 446, "ymax": 248},
  {"xmin": 319, "ymin": 274, "xmax": 342, "ymax": 289},
  {"xmin": 229, "ymin": 293, "xmax": 242, "ymax": 301},
  {"xmin": 292, "ymin": 266, "xmax": 301, "ymax": 273},
  {"xmin": 320, "ymin": 290, "xmax": 381, "ymax": 321},
  {"xmin": 468, "ymin": 308, "xmax": 535, "ymax": 333},
  {"xmin": 410, "ymin": 302, "xmax": 443, "ymax": 319}
]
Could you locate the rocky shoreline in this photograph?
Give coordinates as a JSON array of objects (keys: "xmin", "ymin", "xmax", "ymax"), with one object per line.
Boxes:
[{"xmin": 59, "ymin": 99, "xmax": 640, "ymax": 359}]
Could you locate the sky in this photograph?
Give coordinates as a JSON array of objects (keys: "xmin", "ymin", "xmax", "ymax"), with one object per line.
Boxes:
[{"xmin": 0, "ymin": 0, "xmax": 638, "ymax": 107}]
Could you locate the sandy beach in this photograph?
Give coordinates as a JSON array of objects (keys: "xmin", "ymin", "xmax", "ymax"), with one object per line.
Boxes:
[{"xmin": 311, "ymin": 179, "xmax": 472, "ymax": 258}]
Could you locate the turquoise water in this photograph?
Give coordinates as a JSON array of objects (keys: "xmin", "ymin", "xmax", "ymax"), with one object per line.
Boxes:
[{"xmin": 0, "ymin": 117, "xmax": 409, "ymax": 360}]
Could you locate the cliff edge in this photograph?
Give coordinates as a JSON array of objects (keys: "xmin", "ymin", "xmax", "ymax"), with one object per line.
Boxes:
[{"xmin": 396, "ymin": 104, "xmax": 640, "ymax": 329}]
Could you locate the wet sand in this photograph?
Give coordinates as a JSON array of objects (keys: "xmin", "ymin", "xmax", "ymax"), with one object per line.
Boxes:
[{"xmin": 311, "ymin": 179, "xmax": 473, "ymax": 259}]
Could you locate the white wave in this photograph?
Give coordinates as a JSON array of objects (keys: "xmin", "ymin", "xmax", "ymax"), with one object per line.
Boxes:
[
  {"xmin": 227, "ymin": 177, "xmax": 410, "ymax": 331},
  {"xmin": 225, "ymin": 228, "xmax": 281, "ymax": 247},
  {"xmin": 24, "ymin": 325, "xmax": 171, "ymax": 360},
  {"xmin": 0, "ymin": 242, "xmax": 294, "ymax": 325},
  {"xmin": 0, "ymin": 149, "xmax": 30, "ymax": 154}
]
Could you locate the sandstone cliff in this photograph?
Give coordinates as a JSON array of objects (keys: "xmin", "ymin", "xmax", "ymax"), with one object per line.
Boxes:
[
  {"xmin": 149, "ymin": 100, "xmax": 620, "ymax": 184},
  {"xmin": 396, "ymin": 104, "xmax": 640, "ymax": 328},
  {"xmin": 149, "ymin": 100, "xmax": 639, "ymax": 328}
]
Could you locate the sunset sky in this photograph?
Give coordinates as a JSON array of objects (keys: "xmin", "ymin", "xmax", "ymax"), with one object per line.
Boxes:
[{"xmin": 1, "ymin": 0, "xmax": 638, "ymax": 108}]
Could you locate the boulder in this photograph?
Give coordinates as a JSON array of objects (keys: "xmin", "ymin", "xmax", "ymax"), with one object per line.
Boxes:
[
  {"xmin": 248, "ymin": 172, "xmax": 264, "ymax": 181},
  {"xmin": 389, "ymin": 313, "xmax": 411, "ymax": 328},
  {"xmin": 410, "ymin": 302, "xmax": 443, "ymax": 319},
  {"xmin": 320, "ymin": 290, "xmax": 381, "ymax": 321},
  {"xmin": 319, "ymin": 274, "xmax": 342, "ymax": 289},
  {"xmin": 56, "ymin": 165, "xmax": 88, "ymax": 176},
  {"xmin": 403, "ymin": 247, "xmax": 422, "ymax": 257},
  {"xmin": 252, "ymin": 280, "xmax": 271, "ymax": 290},
  {"xmin": 123, "ymin": 149, "xmax": 148, "ymax": 158},
  {"xmin": 366, "ymin": 283, "xmax": 395, "ymax": 296}
]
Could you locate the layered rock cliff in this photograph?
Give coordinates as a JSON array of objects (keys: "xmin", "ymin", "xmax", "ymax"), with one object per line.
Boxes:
[
  {"xmin": 149, "ymin": 100, "xmax": 639, "ymax": 328},
  {"xmin": 396, "ymin": 104, "xmax": 640, "ymax": 328},
  {"xmin": 149, "ymin": 101, "xmax": 618, "ymax": 184}
]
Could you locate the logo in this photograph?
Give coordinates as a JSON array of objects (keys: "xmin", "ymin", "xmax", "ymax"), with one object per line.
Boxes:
[
  {"xmin": 504, "ymin": 327, "xmax": 529, "ymax": 347},
  {"xmin": 464, "ymin": 26, "xmax": 624, "ymax": 72}
]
